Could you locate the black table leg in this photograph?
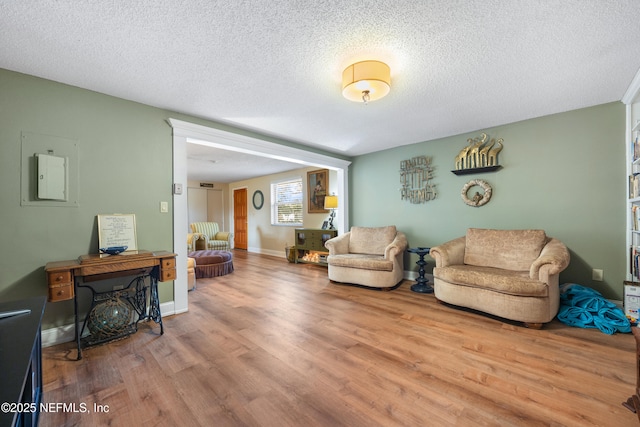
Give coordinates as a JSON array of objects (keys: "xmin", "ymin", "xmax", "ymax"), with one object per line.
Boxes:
[
  {"xmin": 74, "ymin": 277, "xmax": 82, "ymax": 360},
  {"xmin": 149, "ymin": 274, "xmax": 164, "ymax": 335},
  {"xmin": 147, "ymin": 266, "xmax": 164, "ymax": 335},
  {"xmin": 410, "ymin": 250, "xmax": 434, "ymax": 293}
]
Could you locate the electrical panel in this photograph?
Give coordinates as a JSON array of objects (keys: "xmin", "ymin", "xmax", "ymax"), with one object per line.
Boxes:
[{"xmin": 36, "ymin": 153, "xmax": 67, "ymax": 201}]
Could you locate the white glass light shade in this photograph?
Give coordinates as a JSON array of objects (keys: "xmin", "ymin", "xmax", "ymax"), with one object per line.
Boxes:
[{"xmin": 342, "ymin": 60, "xmax": 391, "ymax": 102}]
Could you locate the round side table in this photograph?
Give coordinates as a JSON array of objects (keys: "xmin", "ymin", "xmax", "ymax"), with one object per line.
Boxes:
[{"xmin": 407, "ymin": 247, "xmax": 433, "ymax": 293}]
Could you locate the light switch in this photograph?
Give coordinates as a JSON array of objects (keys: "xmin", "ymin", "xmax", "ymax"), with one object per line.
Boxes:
[
  {"xmin": 592, "ymin": 269, "xmax": 603, "ymax": 281},
  {"xmin": 160, "ymin": 201, "xmax": 168, "ymax": 213}
]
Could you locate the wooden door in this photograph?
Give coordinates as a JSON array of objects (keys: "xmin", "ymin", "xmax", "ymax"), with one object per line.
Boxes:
[{"xmin": 233, "ymin": 188, "xmax": 248, "ymax": 250}]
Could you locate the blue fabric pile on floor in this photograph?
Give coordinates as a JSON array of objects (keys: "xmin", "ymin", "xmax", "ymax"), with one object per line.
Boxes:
[{"xmin": 558, "ymin": 283, "xmax": 631, "ymax": 334}]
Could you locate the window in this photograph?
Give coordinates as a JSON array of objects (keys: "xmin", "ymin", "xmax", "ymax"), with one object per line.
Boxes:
[{"xmin": 271, "ymin": 178, "xmax": 303, "ymax": 226}]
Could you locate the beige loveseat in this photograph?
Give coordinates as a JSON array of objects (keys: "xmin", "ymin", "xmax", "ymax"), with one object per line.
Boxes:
[
  {"xmin": 430, "ymin": 228, "xmax": 570, "ymax": 328},
  {"xmin": 325, "ymin": 226, "xmax": 407, "ymax": 289}
]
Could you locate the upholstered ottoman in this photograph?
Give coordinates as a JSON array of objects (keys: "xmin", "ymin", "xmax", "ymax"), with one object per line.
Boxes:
[{"xmin": 187, "ymin": 250, "xmax": 234, "ymax": 279}]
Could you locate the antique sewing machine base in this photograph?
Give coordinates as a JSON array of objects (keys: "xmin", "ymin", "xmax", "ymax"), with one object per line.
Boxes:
[{"xmin": 77, "ymin": 268, "xmax": 164, "ymax": 354}]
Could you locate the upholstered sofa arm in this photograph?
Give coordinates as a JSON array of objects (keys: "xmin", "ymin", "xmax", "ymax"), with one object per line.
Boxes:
[
  {"xmin": 325, "ymin": 232, "xmax": 351, "ymax": 255},
  {"xmin": 197, "ymin": 234, "xmax": 210, "ymax": 250},
  {"xmin": 384, "ymin": 232, "xmax": 408, "ymax": 259},
  {"xmin": 529, "ymin": 238, "xmax": 570, "ymax": 278},
  {"xmin": 430, "ymin": 236, "xmax": 466, "ymax": 267},
  {"xmin": 215, "ymin": 231, "xmax": 232, "ymax": 242},
  {"xmin": 187, "ymin": 233, "xmax": 204, "ymax": 251}
]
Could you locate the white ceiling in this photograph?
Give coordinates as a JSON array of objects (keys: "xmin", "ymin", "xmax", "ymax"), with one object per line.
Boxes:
[
  {"xmin": 186, "ymin": 141, "xmax": 301, "ymax": 183},
  {"xmin": 2, "ymin": 1, "xmax": 640, "ymax": 183}
]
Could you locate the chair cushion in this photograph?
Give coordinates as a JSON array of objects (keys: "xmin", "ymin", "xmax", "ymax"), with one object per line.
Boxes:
[
  {"xmin": 464, "ymin": 228, "xmax": 547, "ymax": 271},
  {"xmin": 349, "ymin": 226, "xmax": 397, "ymax": 256},
  {"xmin": 207, "ymin": 240, "xmax": 230, "ymax": 250},
  {"xmin": 433, "ymin": 265, "xmax": 548, "ymax": 297},
  {"xmin": 328, "ymin": 254, "xmax": 393, "ymax": 271}
]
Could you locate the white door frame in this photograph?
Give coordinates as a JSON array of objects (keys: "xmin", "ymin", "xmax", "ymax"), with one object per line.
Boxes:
[{"xmin": 168, "ymin": 118, "xmax": 351, "ymax": 314}]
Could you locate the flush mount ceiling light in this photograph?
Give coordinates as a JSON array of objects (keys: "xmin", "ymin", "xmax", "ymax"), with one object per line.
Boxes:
[{"xmin": 342, "ymin": 60, "xmax": 391, "ymax": 103}]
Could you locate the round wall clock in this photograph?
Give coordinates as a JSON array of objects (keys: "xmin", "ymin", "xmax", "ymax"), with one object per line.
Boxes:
[{"xmin": 252, "ymin": 190, "xmax": 264, "ymax": 210}]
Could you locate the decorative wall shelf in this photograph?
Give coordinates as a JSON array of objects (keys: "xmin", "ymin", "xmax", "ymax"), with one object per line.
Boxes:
[{"xmin": 451, "ymin": 165, "xmax": 502, "ymax": 176}]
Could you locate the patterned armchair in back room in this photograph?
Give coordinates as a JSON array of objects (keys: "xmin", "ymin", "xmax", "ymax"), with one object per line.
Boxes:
[{"xmin": 188, "ymin": 222, "xmax": 233, "ymax": 251}]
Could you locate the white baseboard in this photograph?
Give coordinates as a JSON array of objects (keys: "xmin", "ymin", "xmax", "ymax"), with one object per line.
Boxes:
[
  {"xmin": 42, "ymin": 301, "xmax": 179, "ymax": 348},
  {"xmin": 42, "ymin": 323, "xmax": 76, "ymax": 348},
  {"xmin": 247, "ymin": 247, "xmax": 285, "ymax": 258}
]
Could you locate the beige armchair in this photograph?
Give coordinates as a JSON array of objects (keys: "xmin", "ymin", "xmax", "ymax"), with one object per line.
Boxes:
[
  {"xmin": 187, "ymin": 257, "xmax": 196, "ymax": 291},
  {"xmin": 430, "ymin": 228, "xmax": 570, "ymax": 329},
  {"xmin": 187, "ymin": 233, "xmax": 204, "ymax": 252},
  {"xmin": 325, "ymin": 225, "xmax": 407, "ymax": 289},
  {"xmin": 189, "ymin": 222, "xmax": 233, "ymax": 251}
]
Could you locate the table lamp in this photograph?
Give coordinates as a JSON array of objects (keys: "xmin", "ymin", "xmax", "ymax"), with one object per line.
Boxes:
[{"xmin": 324, "ymin": 195, "xmax": 338, "ymax": 229}]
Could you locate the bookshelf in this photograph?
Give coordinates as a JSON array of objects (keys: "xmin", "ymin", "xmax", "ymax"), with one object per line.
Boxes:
[{"xmin": 625, "ymin": 72, "xmax": 640, "ymax": 283}]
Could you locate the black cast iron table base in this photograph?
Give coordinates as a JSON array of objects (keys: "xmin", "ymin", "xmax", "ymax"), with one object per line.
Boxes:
[{"xmin": 407, "ymin": 247, "xmax": 433, "ymax": 293}]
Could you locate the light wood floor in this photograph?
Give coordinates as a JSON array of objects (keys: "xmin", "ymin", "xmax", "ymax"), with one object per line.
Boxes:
[{"xmin": 41, "ymin": 250, "xmax": 638, "ymax": 426}]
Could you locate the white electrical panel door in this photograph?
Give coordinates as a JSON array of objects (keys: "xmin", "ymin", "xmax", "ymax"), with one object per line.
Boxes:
[{"xmin": 36, "ymin": 153, "xmax": 67, "ymax": 201}]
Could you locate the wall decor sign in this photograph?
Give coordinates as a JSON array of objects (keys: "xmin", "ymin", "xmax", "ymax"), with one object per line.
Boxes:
[
  {"xmin": 97, "ymin": 214, "xmax": 138, "ymax": 251},
  {"xmin": 452, "ymin": 133, "xmax": 504, "ymax": 175},
  {"xmin": 307, "ymin": 169, "xmax": 329, "ymax": 213},
  {"xmin": 400, "ymin": 156, "xmax": 436, "ymax": 203}
]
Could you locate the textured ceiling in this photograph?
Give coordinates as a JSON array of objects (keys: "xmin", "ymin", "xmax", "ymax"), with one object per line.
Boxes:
[{"xmin": 2, "ymin": 1, "xmax": 640, "ymax": 182}]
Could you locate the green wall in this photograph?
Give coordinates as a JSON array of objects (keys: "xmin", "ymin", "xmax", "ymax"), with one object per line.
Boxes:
[
  {"xmin": 0, "ymin": 70, "xmax": 176, "ymax": 327},
  {"xmin": 0, "ymin": 68, "xmax": 345, "ymax": 329},
  {"xmin": 350, "ymin": 102, "xmax": 626, "ymax": 300},
  {"xmin": 0, "ymin": 67, "xmax": 628, "ymax": 335}
]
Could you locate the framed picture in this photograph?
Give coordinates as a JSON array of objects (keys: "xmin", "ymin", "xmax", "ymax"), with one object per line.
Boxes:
[
  {"xmin": 97, "ymin": 214, "xmax": 138, "ymax": 251},
  {"xmin": 307, "ymin": 169, "xmax": 329, "ymax": 213},
  {"xmin": 321, "ymin": 221, "xmax": 329, "ymax": 230}
]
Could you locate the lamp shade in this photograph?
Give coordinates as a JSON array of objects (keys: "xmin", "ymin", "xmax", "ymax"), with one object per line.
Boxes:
[
  {"xmin": 324, "ymin": 195, "xmax": 338, "ymax": 209},
  {"xmin": 342, "ymin": 60, "xmax": 391, "ymax": 103}
]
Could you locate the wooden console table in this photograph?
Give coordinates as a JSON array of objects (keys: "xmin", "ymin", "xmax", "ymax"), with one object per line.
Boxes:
[
  {"xmin": 293, "ymin": 228, "xmax": 337, "ymax": 265},
  {"xmin": 45, "ymin": 250, "xmax": 176, "ymax": 360}
]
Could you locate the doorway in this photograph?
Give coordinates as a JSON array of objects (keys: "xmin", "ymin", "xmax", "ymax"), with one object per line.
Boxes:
[
  {"xmin": 233, "ymin": 188, "xmax": 248, "ymax": 250},
  {"xmin": 169, "ymin": 118, "xmax": 351, "ymax": 316}
]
